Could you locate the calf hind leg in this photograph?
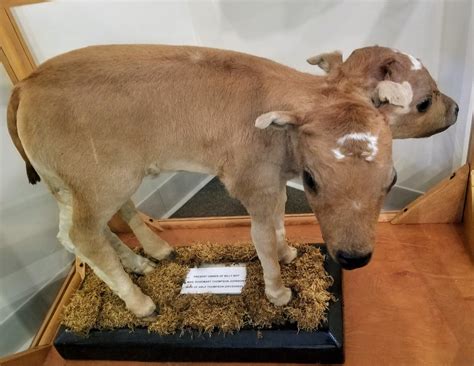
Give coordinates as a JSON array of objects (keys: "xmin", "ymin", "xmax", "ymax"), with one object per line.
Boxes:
[
  {"xmin": 119, "ymin": 200, "xmax": 174, "ymax": 260},
  {"xmin": 105, "ymin": 228, "xmax": 156, "ymax": 275},
  {"xmin": 70, "ymin": 197, "xmax": 156, "ymax": 317},
  {"xmin": 56, "ymin": 191, "xmax": 76, "ymax": 254},
  {"xmin": 55, "ymin": 189, "xmax": 155, "ymax": 274}
]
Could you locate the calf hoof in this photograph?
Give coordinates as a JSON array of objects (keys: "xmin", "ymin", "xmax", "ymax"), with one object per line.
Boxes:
[
  {"xmin": 126, "ymin": 290, "xmax": 156, "ymax": 318},
  {"xmin": 128, "ymin": 256, "xmax": 156, "ymax": 275},
  {"xmin": 140, "ymin": 258, "xmax": 157, "ymax": 274},
  {"xmin": 279, "ymin": 246, "xmax": 298, "ymax": 264},
  {"xmin": 265, "ymin": 286, "xmax": 292, "ymax": 306},
  {"xmin": 168, "ymin": 250, "xmax": 178, "ymax": 261},
  {"xmin": 146, "ymin": 244, "xmax": 175, "ymax": 261},
  {"xmin": 141, "ymin": 311, "xmax": 159, "ymax": 323}
]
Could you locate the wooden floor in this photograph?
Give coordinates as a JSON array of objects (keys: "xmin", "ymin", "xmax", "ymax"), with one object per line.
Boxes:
[{"xmin": 4, "ymin": 221, "xmax": 473, "ymax": 366}]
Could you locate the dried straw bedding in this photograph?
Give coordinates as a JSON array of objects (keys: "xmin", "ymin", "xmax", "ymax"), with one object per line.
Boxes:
[{"xmin": 61, "ymin": 242, "xmax": 335, "ymax": 336}]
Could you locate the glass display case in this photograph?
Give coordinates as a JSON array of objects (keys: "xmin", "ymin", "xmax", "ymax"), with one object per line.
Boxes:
[{"xmin": 0, "ymin": 1, "xmax": 472, "ymax": 364}]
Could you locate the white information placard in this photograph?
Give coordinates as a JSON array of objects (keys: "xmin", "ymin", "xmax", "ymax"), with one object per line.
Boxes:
[{"xmin": 180, "ymin": 265, "xmax": 247, "ymax": 294}]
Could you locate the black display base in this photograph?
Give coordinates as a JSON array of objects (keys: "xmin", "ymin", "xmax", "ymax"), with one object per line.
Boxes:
[{"xmin": 54, "ymin": 244, "xmax": 344, "ymax": 364}]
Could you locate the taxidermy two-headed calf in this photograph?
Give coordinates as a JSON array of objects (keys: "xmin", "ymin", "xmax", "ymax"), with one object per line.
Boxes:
[{"xmin": 7, "ymin": 45, "xmax": 458, "ymax": 317}]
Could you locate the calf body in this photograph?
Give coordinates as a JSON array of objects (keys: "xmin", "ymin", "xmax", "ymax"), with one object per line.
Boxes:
[{"xmin": 7, "ymin": 45, "xmax": 452, "ymax": 316}]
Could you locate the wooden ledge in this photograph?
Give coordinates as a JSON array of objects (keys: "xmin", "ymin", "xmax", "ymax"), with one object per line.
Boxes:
[{"xmin": 141, "ymin": 211, "xmax": 399, "ymax": 231}]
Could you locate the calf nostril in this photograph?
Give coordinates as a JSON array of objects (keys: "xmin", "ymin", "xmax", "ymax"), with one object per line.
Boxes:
[
  {"xmin": 336, "ymin": 251, "xmax": 372, "ymax": 270},
  {"xmin": 454, "ymin": 105, "xmax": 459, "ymax": 117}
]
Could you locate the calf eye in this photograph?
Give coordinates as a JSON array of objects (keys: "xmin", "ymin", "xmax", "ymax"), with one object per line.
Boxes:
[
  {"xmin": 416, "ymin": 97, "xmax": 432, "ymax": 113},
  {"xmin": 303, "ymin": 170, "xmax": 318, "ymax": 193}
]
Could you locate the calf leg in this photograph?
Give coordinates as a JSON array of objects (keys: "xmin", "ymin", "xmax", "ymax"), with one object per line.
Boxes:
[
  {"xmin": 70, "ymin": 198, "xmax": 156, "ymax": 318},
  {"xmin": 57, "ymin": 190, "xmax": 155, "ymax": 274},
  {"xmin": 118, "ymin": 200, "xmax": 174, "ymax": 260},
  {"xmin": 56, "ymin": 190, "xmax": 76, "ymax": 254},
  {"xmin": 105, "ymin": 228, "xmax": 156, "ymax": 274},
  {"xmin": 250, "ymin": 211, "xmax": 292, "ymax": 306},
  {"xmin": 274, "ymin": 189, "xmax": 297, "ymax": 264},
  {"xmin": 233, "ymin": 183, "xmax": 292, "ymax": 306}
]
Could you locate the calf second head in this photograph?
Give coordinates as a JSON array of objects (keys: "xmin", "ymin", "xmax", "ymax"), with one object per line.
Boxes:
[
  {"xmin": 256, "ymin": 101, "xmax": 395, "ymax": 270},
  {"xmin": 308, "ymin": 46, "xmax": 459, "ymax": 139}
]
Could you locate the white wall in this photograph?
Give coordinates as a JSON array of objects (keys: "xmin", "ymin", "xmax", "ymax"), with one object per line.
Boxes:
[{"xmin": 0, "ymin": 0, "xmax": 471, "ymax": 357}]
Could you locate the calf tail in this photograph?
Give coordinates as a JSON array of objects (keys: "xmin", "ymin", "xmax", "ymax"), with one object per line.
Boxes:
[{"xmin": 7, "ymin": 86, "xmax": 41, "ymax": 184}]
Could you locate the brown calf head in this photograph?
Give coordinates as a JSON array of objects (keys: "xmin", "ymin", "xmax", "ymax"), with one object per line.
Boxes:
[
  {"xmin": 256, "ymin": 100, "xmax": 395, "ymax": 270},
  {"xmin": 308, "ymin": 46, "xmax": 458, "ymax": 138}
]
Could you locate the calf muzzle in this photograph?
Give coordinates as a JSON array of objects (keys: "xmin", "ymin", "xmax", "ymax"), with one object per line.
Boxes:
[
  {"xmin": 336, "ymin": 251, "xmax": 372, "ymax": 270},
  {"xmin": 451, "ymin": 102, "xmax": 459, "ymax": 122}
]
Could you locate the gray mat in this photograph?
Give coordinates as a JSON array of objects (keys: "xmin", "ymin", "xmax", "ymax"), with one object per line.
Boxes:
[{"xmin": 171, "ymin": 178, "xmax": 311, "ymax": 218}]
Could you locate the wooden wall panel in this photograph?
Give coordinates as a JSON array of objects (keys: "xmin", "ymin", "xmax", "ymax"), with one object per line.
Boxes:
[{"xmin": 0, "ymin": 7, "xmax": 36, "ymax": 81}]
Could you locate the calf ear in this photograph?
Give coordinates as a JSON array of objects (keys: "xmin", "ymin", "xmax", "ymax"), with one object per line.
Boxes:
[
  {"xmin": 255, "ymin": 111, "xmax": 300, "ymax": 129},
  {"xmin": 307, "ymin": 51, "xmax": 343, "ymax": 73},
  {"xmin": 375, "ymin": 80, "xmax": 413, "ymax": 110}
]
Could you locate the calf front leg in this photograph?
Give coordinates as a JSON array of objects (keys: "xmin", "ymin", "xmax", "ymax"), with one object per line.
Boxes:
[
  {"xmin": 250, "ymin": 214, "xmax": 292, "ymax": 306},
  {"xmin": 119, "ymin": 200, "xmax": 174, "ymax": 260},
  {"xmin": 274, "ymin": 189, "xmax": 298, "ymax": 264},
  {"xmin": 215, "ymin": 173, "xmax": 291, "ymax": 306}
]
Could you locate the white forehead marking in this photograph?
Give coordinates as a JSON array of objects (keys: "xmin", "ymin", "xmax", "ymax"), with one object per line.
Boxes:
[
  {"xmin": 406, "ymin": 54, "xmax": 422, "ymax": 70},
  {"xmin": 352, "ymin": 201, "xmax": 362, "ymax": 210},
  {"xmin": 336, "ymin": 132, "xmax": 379, "ymax": 162},
  {"xmin": 332, "ymin": 148, "xmax": 345, "ymax": 160},
  {"xmin": 391, "ymin": 48, "xmax": 422, "ymax": 71}
]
